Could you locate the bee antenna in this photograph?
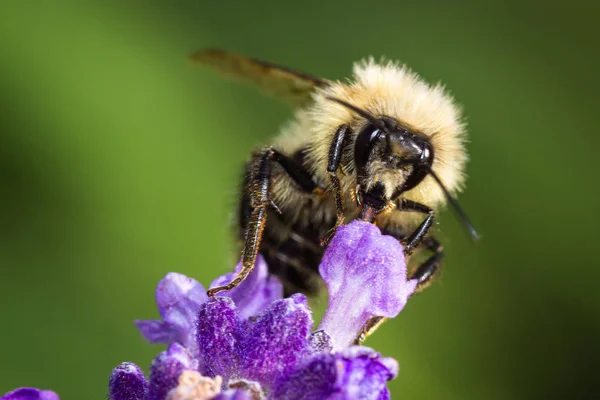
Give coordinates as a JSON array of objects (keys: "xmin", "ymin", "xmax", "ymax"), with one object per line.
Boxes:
[
  {"xmin": 426, "ymin": 167, "xmax": 481, "ymax": 241},
  {"xmin": 326, "ymin": 97, "xmax": 389, "ymax": 133}
]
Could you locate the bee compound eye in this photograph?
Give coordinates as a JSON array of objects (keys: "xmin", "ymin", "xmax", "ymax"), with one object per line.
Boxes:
[{"xmin": 354, "ymin": 123, "xmax": 385, "ymax": 177}]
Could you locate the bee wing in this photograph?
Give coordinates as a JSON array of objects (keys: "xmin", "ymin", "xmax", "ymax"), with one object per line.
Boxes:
[{"xmin": 190, "ymin": 49, "xmax": 330, "ymax": 107}]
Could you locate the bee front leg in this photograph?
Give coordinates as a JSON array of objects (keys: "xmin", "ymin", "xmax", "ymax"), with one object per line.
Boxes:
[
  {"xmin": 207, "ymin": 147, "xmax": 319, "ymax": 297},
  {"xmin": 321, "ymin": 124, "xmax": 351, "ymax": 246}
]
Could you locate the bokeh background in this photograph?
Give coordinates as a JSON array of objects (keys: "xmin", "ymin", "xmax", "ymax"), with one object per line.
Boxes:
[{"xmin": 1, "ymin": 1, "xmax": 599, "ymax": 399}]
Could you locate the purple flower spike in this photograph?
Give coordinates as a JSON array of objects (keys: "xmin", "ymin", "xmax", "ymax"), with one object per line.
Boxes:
[
  {"xmin": 240, "ymin": 294, "xmax": 312, "ymax": 387},
  {"xmin": 1, "ymin": 388, "xmax": 59, "ymax": 400},
  {"xmin": 210, "ymin": 255, "xmax": 283, "ymax": 319},
  {"xmin": 271, "ymin": 346, "xmax": 397, "ymax": 400},
  {"xmin": 109, "ymin": 362, "xmax": 149, "ymax": 400},
  {"xmin": 318, "ymin": 221, "xmax": 417, "ymax": 350},
  {"xmin": 196, "ymin": 297, "xmax": 242, "ymax": 381},
  {"xmin": 135, "ymin": 273, "xmax": 207, "ymax": 351},
  {"xmin": 148, "ymin": 343, "xmax": 194, "ymax": 400}
]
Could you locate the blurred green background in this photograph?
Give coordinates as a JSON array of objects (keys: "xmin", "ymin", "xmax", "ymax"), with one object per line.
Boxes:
[{"xmin": 1, "ymin": 1, "xmax": 599, "ymax": 399}]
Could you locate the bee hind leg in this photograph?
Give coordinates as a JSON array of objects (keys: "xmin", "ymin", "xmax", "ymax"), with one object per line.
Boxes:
[{"xmin": 207, "ymin": 147, "xmax": 320, "ymax": 297}]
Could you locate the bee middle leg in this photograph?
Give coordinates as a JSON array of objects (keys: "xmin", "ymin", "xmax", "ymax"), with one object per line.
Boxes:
[
  {"xmin": 207, "ymin": 147, "xmax": 320, "ymax": 296},
  {"xmin": 396, "ymin": 198, "xmax": 436, "ymax": 254}
]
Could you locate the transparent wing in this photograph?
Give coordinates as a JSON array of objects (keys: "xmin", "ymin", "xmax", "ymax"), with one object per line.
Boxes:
[{"xmin": 190, "ymin": 49, "xmax": 330, "ymax": 107}]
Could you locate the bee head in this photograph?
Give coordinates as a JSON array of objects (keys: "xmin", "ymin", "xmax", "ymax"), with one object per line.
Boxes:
[
  {"xmin": 327, "ymin": 97, "xmax": 479, "ymax": 240},
  {"xmin": 355, "ymin": 117, "xmax": 434, "ymax": 196}
]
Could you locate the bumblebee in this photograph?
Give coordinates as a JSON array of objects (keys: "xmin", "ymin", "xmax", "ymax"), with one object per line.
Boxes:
[{"xmin": 192, "ymin": 49, "xmax": 478, "ymax": 303}]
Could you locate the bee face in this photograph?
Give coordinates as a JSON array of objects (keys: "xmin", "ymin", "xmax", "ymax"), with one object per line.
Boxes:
[{"xmin": 353, "ymin": 118, "xmax": 435, "ymax": 216}]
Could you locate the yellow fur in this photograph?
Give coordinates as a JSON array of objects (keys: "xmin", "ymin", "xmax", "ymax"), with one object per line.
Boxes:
[{"xmin": 309, "ymin": 59, "xmax": 467, "ymax": 206}]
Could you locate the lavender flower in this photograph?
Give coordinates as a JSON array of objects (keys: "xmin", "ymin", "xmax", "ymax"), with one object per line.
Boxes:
[
  {"xmin": 2, "ymin": 221, "xmax": 417, "ymax": 400},
  {"xmin": 0, "ymin": 389, "xmax": 59, "ymax": 400},
  {"xmin": 135, "ymin": 255, "xmax": 282, "ymax": 355},
  {"xmin": 110, "ymin": 294, "xmax": 397, "ymax": 400},
  {"xmin": 134, "ymin": 273, "xmax": 207, "ymax": 352}
]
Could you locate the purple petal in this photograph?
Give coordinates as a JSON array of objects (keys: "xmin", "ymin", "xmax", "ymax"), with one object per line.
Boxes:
[
  {"xmin": 148, "ymin": 343, "xmax": 194, "ymax": 400},
  {"xmin": 109, "ymin": 362, "xmax": 149, "ymax": 400},
  {"xmin": 156, "ymin": 273, "xmax": 208, "ymax": 318},
  {"xmin": 271, "ymin": 346, "xmax": 396, "ymax": 400},
  {"xmin": 377, "ymin": 388, "xmax": 391, "ymax": 400},
  {"xmin": 318, "ymin": 221, "xmax": 417, "ymax": 350},
  {"xmin": 210, "ymin": 255, "xmax": 283, "ymax": 319},
  {"xmin": 239, "ymin": 294, "xmax": 312, "ymax": 387},
  {"xmin": 136, "ymin": 273, "xmax": 207, "ymax": 351},
  {"xmin": 196, "ymin": 297, "xmax": 242, "ymax": 381},
  {"xmin": 1, "ymin": 388, "xmax": 59, "ymax": 400},
  {"xmin": 134, "ymin": 320, "xmax": 179, "ymax": 344}
]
